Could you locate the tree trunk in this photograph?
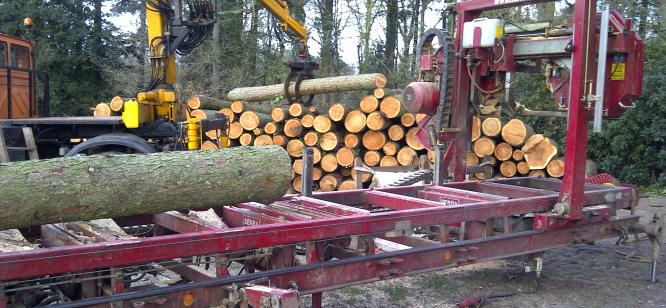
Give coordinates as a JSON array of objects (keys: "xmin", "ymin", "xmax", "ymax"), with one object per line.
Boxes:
[
  {"xmin": 481, "ymin": 117, "xmax": 503, "ymax": 138},
  {"xmin": 546, "ymin": 158, "xmax": 565, "ymax": 178},
  {"xmin": 320, "ymin": 132, "xmax": 340, "ymax": 151},
  {"xmin": 473, "ymin": 137, "xmax": 496, "ymax": 158},
  {"xmin": 328, "ymin": 104, "xmax": 348, "ymax": 122},
  {"xmin": 284, "ymin": 119, "xmax": 304, "ymax": 138},
  {"xmin": 227, "ymin": 74, "xmax": 387, "ymax": 102},
  {"xmin": 499, "ymin": 161, "xmax": 517, "ymax": 178},
  {"xmin": 0, "ymin": 147, "xmax": 291, "ymax": 230},
  {"xmin": 379, "ymin": 96, "xmax": 404, "ymax": 119},
  {"xmin": 313, "ymin": 115, "xmax": 333, "ymax": 133},
  {"xmin": 344, "ymin": 110, "xmax": 367, "ymax": 133},
  {"xmin": 364, "ymin": 150, "xmax": 382, "ymax": 166},
  {"xmin": 336, "ymin": 147, "xmax": 357, "ymax": 167},
  {"xmin": 359, "ymin": 96, "xmax": 380, "ymax": 113},
  {"xmin": 494, "ymin": 142, "xmax": 513, "ymax": 161},
  {"xmin": 501, "ymin": 119, "xmax": 534, "ymax": 146},
  {"xmin": 405, "ymin": 127, "xmax": 424, "ymax": 150},
  {"xmin": 363, "ymin": 131, "xmax": 387, "ymax": 151},
  {"xmin": 387, "ymin": 124, "xmax": 405, "ymax": 141},
  {"xmin": 522, "ymin": 134, "xmax": 558, "ymax": 170},
  {"xmin": 239, "ymin": 111, "xmax": 271, "ymax": 131}
]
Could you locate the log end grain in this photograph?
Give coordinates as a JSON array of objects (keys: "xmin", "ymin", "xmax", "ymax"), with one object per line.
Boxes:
[{"xmin": 345, "ymin": 110, "xmax": 367, "ymax": 133}]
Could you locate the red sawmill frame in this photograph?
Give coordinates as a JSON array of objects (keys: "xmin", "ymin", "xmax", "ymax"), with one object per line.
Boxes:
[{"xmin": 0, "ymin": 178, "xmax": 639, "ymax": 307}]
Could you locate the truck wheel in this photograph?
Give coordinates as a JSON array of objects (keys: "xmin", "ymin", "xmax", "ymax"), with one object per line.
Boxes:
[{"xmin": 65, "ymin": 133, "xmax": 155, "ymax": 157}]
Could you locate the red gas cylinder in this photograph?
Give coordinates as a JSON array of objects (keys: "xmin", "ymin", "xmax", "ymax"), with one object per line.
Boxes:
[{"xmin": 403, "ymin": 82, "xmax": 440, "ymax": 115}]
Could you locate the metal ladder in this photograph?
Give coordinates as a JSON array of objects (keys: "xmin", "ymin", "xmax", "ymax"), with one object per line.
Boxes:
[{"xmin": 0, "ymin": 126, "xmax": 39, "ymax": 163}]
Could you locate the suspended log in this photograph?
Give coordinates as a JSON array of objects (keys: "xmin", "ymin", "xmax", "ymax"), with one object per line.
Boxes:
[
  {"xmin": 366, "ymin": 111, "xmax": 388, "ymax": 131},
  {"xmin": 328, "ymin": 104, "xmax": 348, "ymax": 122},
  {"xmin": 382, "ymin": 141, "xmax": 399, "ymax": 156},
  {"xmin": 512, "ymin": 149, "xmax": 524, "ymax": 161},
  {"xmin": 239, "ymin": 111, "xmax": 271, "ymax": 131},
  {"xmin": 481, "ymin": 117, "xmax": 503, "ymax": 137},
  {"xmin": 284, "ymin": 119, "xmax": 304, "ymax": 138},
  {"xmin": 336, "ymin": 147, "xmax": 357, "ymax": 168},
  {"xmin": 364, "ymin": 150, "xmax": 382, "ymax": 167},
  {"xmin": 301, "ymin": 114, "xmax": 315, "ymax": 128},
  {"xmin": 516, "ymin": 161, "xmax": 530, "ymax": 175},
  {"xmin": 529, "ymin": 170, "xmax": 546, "ymax": 178},
  {"xmin": 319, "ymin": 132, "xmax": 340, "ymax": 151},
  {"xmin": 110, "ymin": 96, "xmax": 124, "ymax": 112},
  {"xmin": 338, "ymin": 179, "xmax": 357, "ymax": 191},
  {"xmin": 289, "ymin": 103, "xmax": 304, "ymax": 117},
  {"xmin": 187, "ymin": 96, "xmax": 230, "ymax": 110},
  {"xmin": 254, "ymin": 135, "xmax": 274, "ymax": 146},
  {"xmin": 397, "ymin": 147, "xmax": 418, "ymax": 166},
  {"xmin": 319, "ymin": 174, "xmax": 343, "ymax": 192},
  {"xmin": 303, "ymin": 132, "xmax": 319, "ymax": 147},
  {"xmin": 405, "ymin": 127, "xmax": 425, "ymax": 151},
  {"xmin": 359, "ymin": 96, "xmax": 379, "ymax": 113},
  {"xmin": 321, "ymin": 154, "xmax": 339, "ymax": 172},
  {"xmin": 239, "ymin": 133, "xmax": 254, "ymax": 146},
  {"xmin": 272, "ymin": 135, "xmax": 288, "ymax": 147},
  {"xmin": 387, "ymin": 125, "xmax": 405, "ymax": 141},
  {"xmin": 501, "ymin": 119, "xmax": 534, "ymax": 146},
  {"xmin": 374, "ymin": 88, "xmax": 385, "ymax": 99},
  {"xmin": 93, "ymin": 103, "xmax": 111, "ymax": 117},
  {"xmin": 471, "ymin": 116, "xmax": 481, "ymax": 142},
  {"xmin": 362, "ymin": 131, "xmax": 387, "ymax": 151},
  {"xmin": 271, "ymin": 107, "xmax": 288, "ymax": 122},
  {"xmin": 473, "ymin": 137, "xmax": 496, "ymax": 158},
  {"xmin": 227, "ymin": 74, "xmax": 387, "ymax": 102},
  {"xmin": 344, "ymin": 134, "xmax": 360, "ymax": 148},
  {"xmin": 499, "ymin": 161, "xmax": 517, "ymax": 178},
  {"xmin": 345, "ymin": 110, "xmax": 367, "ymax": 133},
  {"xmin": 379, "ymin": 96, "xmax": 405, "ymax": 119},
  {"xmin": 400, "ymin": 113, "xmax": 416, "ymax": 127},
  {"xmin": 264, "ymin": 122, "xmax": 280, "ymax": 135},
  {"xmin": 380, "ymin": 156, "xmax": 399, "ymax": 167},
  {"xmin": 229, "ymin": 122, "xmax": 244, "ymax": 139},
  {"xmin": 286, "ymin": 139, "xmax": 305, "ymax": 158},
  {"xmin": 230, "ymin": 101, "xmax": 244, "ymax": 114},
  {"xmin": 494, "ymin": 142, "xmax": 514, "ymax": 161},
  {"xmin": 546, "ymin": 158, "xmax": 565, "ymax": 178},
  {"xmin": 313, "ymin": 115, "xmax": 333, "ymax": 133},
  {"xmin": 0, "ymin": 147, "xmax": 292, "ymax": 230},
  {"xmin": 522, "ymin": 134, "xmax": 557, "ymax": 170}
]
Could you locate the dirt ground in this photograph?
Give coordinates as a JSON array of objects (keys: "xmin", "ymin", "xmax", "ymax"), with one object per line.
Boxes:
[{"xmin": 316, "ymin": 197, "xmax": 666, "ymax": 308}]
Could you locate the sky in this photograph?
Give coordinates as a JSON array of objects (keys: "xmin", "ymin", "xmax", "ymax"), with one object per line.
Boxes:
[{"xmin": 106, "ymin": 1, "xmax": 448, "ymax": 69}]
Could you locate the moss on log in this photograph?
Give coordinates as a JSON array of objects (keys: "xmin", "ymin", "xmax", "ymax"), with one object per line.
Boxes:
[{"xmin": 0, "ymin": 147, "xmax": 292, "ymax": 230}]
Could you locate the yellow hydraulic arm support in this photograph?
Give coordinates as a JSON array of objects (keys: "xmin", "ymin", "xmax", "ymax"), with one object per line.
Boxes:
[{"xmin": 258, "ymin": 0, "xmax": 308, "ymax": 45}]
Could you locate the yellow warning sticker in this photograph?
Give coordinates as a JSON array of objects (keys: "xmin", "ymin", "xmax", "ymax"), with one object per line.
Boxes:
[{"xmin": 611, "ymin": 63, "xmax": 626, "ymax": 80}]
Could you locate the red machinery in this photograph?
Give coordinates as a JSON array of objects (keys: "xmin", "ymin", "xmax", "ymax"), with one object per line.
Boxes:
[{"xmin": 0, "ymin": 0, "xmax": 660, "ymax": 307}]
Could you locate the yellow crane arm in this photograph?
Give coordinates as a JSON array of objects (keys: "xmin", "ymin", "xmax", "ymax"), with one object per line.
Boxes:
[{"xmin": 258, "ymin": 0, "xmax": 308, "ymax": 45}]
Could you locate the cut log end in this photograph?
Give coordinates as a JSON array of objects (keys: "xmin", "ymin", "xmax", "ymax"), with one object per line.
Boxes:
[
  {"xmin": 362, "ymin": 131, "xmax": 387, "ymax": 151},
  {"xmin": 271, "ymin": 107, "xmax": 287, "ymax": 122},
  {"xmin": 494, "ymin": 142, "xmax": 513, "ymax": 161},
  {"xmin": 387, "ymin": 125, "xmax": 405, "ymax": 142},
  {"xmin": 380, "ymin": 155, "xmax": 399, "ymax": 167},
  {"xmin": 379, "ymin": 96, "xmax": 404, "ymax": 119},
  {"xmin": 344, "ymin": 110, "xmax": 367, "ymax": 133},
  {"xmin": 473, "ymin": 137, "xmax": 496, "ymax": 158},
  {"xmin": 366, "ymin": 111, "xmax": 388, "ymax": 131},
  {"xmin": 523, "ymin": 135, "xmax": 557, "ymax": 170},
  {"xmin": 501, "ymin": 119, "xmax": 533, "ymax": 146},
  {"xmin": 499, "ymin": 161, "xmax": 517, "ymax": 178},
  {"xmin": 313, "ymin": 115, "xmax": 333, "ymax": 133},
  {"xmin": 301, "ymin": 114, "xmax": 315, "ymax": 128},
  {"xmin": 230, "ymin": 101, "xmax": 244, "ymax": 114},
  {"xmin": 344, "ymin": 134, "xmax": 360, "ymax": 148},
  {"xmin": 481, "ymin": 117, "xmax": 503, "ymax": 137},
  {"xmin": 471, "ymin": 116, "xmax": 481, "ymax": 142},
  {"xmin": 110, "ymin": 96, "xmax": 124, "ymax": 112},
  {"xmin": 229, "ymin": 122, "xmax": 244, "ymax": 139},
  {"xmin": 254, "ymin": 135, "xmax": 274, "ymax": 147},
  {"xmin": 319, "ymin": 132, "xmax": 340, "ymax": 151},
  {"xmin": 93, "ymin": 103, "xmax": 111, "ymax": 117},
  {"xmin": 364, "ymin": 150, "xmax": 381, "ymax": 167},
  {"xmin": 373, "ymin": 88, "xmax": 385, "ymax": 99},
  {"xmin": 303, "ymin": 132, "xmax": 319, "ymax": 147},
  {"xmin": 239, "ymin": 133, "xmax": 254, "ymax": 146},
  {"xmin": 338, "ymin": 179, "xmax": 357, "ymax": 191},
  {"xmin": 328, "ymin": 104, "xmax": 347, "ymax": 122},
  {"xmin": 320, "ymin": 174, "xmax": 343, "ymax": 192},
  {"xmin": 359, "ymin": 96, "xmax": 379, "ymax": 113},
  {"xmin": 321, "ymin": 154, "xmax": 339, "ymax": 172},
  {"xmin": 400, "ymin": 113, "xmax": 416, "ymax": 127},
  {"xmin": 284, "ymin": 119, "xmax": 304, "ymax": 138},
  {"xmin": 382, "ymin": 141, "xmax": 399, "ymax": 156},
  {"xmin": 405, "ymin": 127, "xmax": 425, "ymax": 151},
  {"xmin": 517, "ymin": 161, "xmax": 530, "ymax": 175},
  {"xmin": 289, "ymin": 103, "xmax": 304, "ymax": 117},
  {"xmin": 336, "ymin": 147, "xmax": 356, "ymax": 168},
  {"xmin": 397, "ymin": 147, "xmax": 418, "ymax": 166},
  {"xmin": 546, "ymin": 158, "xmax": 565, "ymax": 178},
  {"xmin": 286, "ymin": 139, "xmax": 305, "ymax": 157}
]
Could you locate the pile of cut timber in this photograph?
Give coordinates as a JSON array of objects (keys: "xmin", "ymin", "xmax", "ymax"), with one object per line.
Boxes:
[{"xmin": 470, "ymin": 117, "xmax": 562, "ymax": 179}]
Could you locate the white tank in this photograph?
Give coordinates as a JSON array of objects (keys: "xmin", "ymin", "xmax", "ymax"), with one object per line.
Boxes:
[{"xmin": 462, "ymin": 18, "xmax": 504, "ymax": 48}]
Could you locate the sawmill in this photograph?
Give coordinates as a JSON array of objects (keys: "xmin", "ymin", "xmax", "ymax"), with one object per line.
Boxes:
[{"xmin": 0, "ymin": 0, "xmax": 663, "ymax": 307}]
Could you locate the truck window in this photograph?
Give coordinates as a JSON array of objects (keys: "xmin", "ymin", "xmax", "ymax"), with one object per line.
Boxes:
[
  {"xmin": 0, "ymin": 41, "xmax": 6, "ymax": 66},
  {"xmin": 10, "ymin": 44, "xmax": 29, "ymax": 68}
]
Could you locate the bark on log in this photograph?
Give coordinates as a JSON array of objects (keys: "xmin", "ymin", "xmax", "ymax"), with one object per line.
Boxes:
[
  {"xmin": 336, "ymin": 147, "xmax": 356, "ymax": 168},
  {"xmin": 546, "ymin": 158, "xmax": 564, "ymax": 178},
  {"xmin": 400, "ymin": 113, "xmax": 416, "ymax": 127},
  {"xmin": 110, "ymin": 97, "xmax": 124, "ymax": 112},
  {"xmin": 239, "ymin": 111, "xmax": 271, "ymax": 131},
  {"xmin": 344, "ymin": 110, "xmax": 367, "ymax": 133},
  {"xmin": 328, "ymin": 104, "xmax": 348, "ymax": 122},
  {"xmin": 366, "ymin": 111, "xmax": 388, "ymax": 131},
  {"xmin": 313, "ymin": 115, "xmax": 333, "ymax": 133},
  {"xmin": 271, "ymin": 107, "xmax": 288, "ymax": 122},
  {"xmin": 379, "ymin": 96, "xmax": 405, "ymax": 119},
  {"xmin": 481, "ymin": 117, "xmax": 503, "ymax": 137},
  {"xmin": 471, "ymin": 116, "xmax": 481, "ymax": 142},
  {"xmin": 344, "ymin": 134, "xmax": 360, "ymax": 148},
  {"xmin": 0, "ymin": 147, "xmax": 291, "ymax": 230},
  {"xmin": 380, "ymin": 156, "xmax": 399, "ymax": 167},
  {"xmin": 321, "ymin": 154, "xmax": 339, "ymax": 172},
  {"xmin": 303, "ymin": 132, "xmax": 319, "ymax": 147},
  {"xmin": 319, "ymin": 132, "xmax": 340, "ymax": 151},
  {"xmin": 286, "ymin": 139, "xmax": 305, "ymax": 157},
  {"xmin": 363, "ymin": 150, "xmax": 381, "ymax": 167},
  {"xmin": 397, "ymin": 147, "xmax": 418, "ymax": 166},
  {"xmin": 362, "ymin": 131, "xmax": 387, "ymax": 151},
  {"xmin": 494, "ymin": 142, "xmax": 513, "ymax": 161},
  {"xmin": 301, "ymin": 114, "xmax": 315, "ymax": 128},
  {"xmin": 405, "ymin": 127, "xmax": 425, "ymax": 151},
  {"xmin": 499, "ymin": 161, "xmax": 517, "ymax": 178},
  {"xmin": 284, "ymin": 119, "xmax": 304, "ymax": 138},
  {"xmin": 473, "ymin": 137, "xmax": 496, "ymax": 158},
  {"xmin": 227, "ymin": 74, "xmax": 387, "ymax": 102},
  {"xmin": 501, "ymin": 119, "xmax": 534, "ymax": 146},
  {"xmin": 320, "ymin": 173, "xmax": 343, "ymax": 192},
  {"xmin": 230, "ymin": 101, "xmax": 244, "ymax": 114},
  {"xmin": 387, "ymin": 125, "xmax": 405, "ymax": 141},
  {"xmin": 359, "ymin": 96, "xmax": 379, "ymax": 113}
]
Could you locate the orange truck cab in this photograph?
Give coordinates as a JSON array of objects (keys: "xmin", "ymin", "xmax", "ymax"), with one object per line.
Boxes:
[{"xmin": 0, "ymin": 33, "xmax": 38, "ymax": 119}]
